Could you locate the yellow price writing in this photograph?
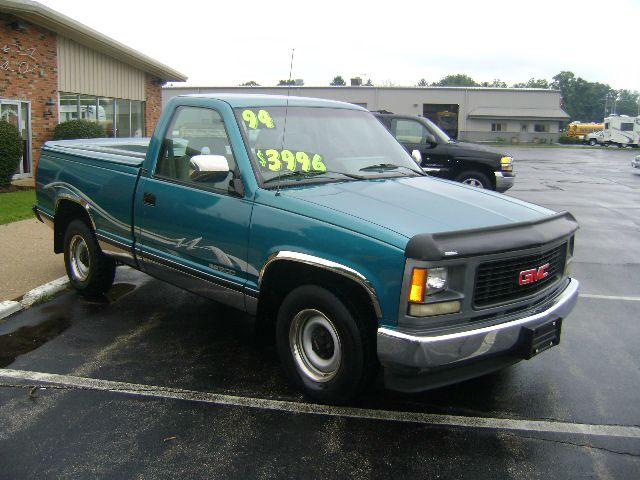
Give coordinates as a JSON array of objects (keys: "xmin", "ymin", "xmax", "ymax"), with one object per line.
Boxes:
[
  {"xmin": 242, "ymin": 109, "xmax": 276, "ymax": 129},
  {"xmin": 256, "ymin": 149, "xmax": 327, "ymax": 173}
]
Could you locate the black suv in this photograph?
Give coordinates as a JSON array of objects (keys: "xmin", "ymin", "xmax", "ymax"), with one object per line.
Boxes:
[{"xmin": 373, "ymin": 112, "xmax": 515, "ymax": 192}]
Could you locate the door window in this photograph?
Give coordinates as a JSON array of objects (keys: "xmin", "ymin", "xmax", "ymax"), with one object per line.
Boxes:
[
  {"xmin": 392, "ymin": 119, "xmax": 429, "ymax": 144},
  {"xmin": 155, "ymin": 106, "xmax": 237, "ymax": 193}
]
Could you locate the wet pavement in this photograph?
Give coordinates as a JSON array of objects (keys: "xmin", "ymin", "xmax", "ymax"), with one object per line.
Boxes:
[{"xmin": 1, "ymin": 146, "xmax": 639, "ymax": 479}]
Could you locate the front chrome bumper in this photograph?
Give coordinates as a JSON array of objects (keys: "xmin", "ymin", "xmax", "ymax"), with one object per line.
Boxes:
[
  {"xmin": 494, "ymin": 171, "xmax": 515, "ymax": 192},
  {"xmin": 377, "ymin": 278, "xmax": 579, "ymax": 372}
]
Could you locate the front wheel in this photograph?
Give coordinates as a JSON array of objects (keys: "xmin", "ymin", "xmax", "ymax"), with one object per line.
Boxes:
[
  {"xmin": 63, "ymin": 219, "xmax": 116, "ymax": 297},
  {"xmin": 454, "ymin": 170, "xmax": 492, "ymax": 189},
  {"xmin": 276, "ymin": 285, "xmax": 378, "ymax": 404},
  {"xmin": 589, "ymin": 139, "xmax": 597, "ymax": 146}
]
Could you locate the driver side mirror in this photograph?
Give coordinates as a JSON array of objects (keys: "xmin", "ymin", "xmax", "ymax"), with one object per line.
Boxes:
[
  {"xmin": 411, "ymin": 149, "xmax": 423, "ymax": 164},
  {"xmin": 189, "ymin": 154, "xmax": 230, "ymax": 181}
]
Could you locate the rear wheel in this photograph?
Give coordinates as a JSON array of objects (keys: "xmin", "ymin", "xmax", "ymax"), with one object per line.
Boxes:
[
  {"xmin": 454, "ymin": 170, "xmax": 492, "ymax": 189},
  {"xmin": 63, "ymin": 219, "xmax": 115, "ymax": 297},
  {"xmin": 589, "ymin": 139, "xmax": 597, "ymax": 146},
  {"xmin": 276, "ymin": 285, "xmax": 378, "ymax": 404}
]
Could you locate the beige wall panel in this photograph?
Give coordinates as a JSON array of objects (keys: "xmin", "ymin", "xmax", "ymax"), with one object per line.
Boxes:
[{"xmin": 58, "ymin": 37, "xmax": 145, "ymax": 100}]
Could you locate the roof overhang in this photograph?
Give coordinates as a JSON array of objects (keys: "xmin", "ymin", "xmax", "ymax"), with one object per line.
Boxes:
[
  {"xmin": 468, "ymin": 107, "xmax": 570, "ymax": 121},
  {"xmin": 0, "ymin": 0, "xmax": 187, "ymax": 82}
]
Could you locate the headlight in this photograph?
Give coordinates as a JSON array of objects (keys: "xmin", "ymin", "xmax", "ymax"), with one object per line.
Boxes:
[
  {"xmin": 500, "ymin": 156, "xmax": 513, "ymax": 172},
  {"xmin": 409, "ymin": 267, "xmax": 448, "ymax": 303}
]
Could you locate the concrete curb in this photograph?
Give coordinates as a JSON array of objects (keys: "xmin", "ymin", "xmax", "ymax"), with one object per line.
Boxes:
[
  {"xmin": 0, "ymin": 276, "xmax": 69, "ymax": 321},
  {"xmin": 0, "ymin": 301, "xmax": 22, "ymax": 321}
]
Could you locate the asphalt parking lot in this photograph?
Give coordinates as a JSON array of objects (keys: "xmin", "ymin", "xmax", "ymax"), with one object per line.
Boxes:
[{"xmin": 1, "ymin": 146, "xmax": 639, "ymax": 479}]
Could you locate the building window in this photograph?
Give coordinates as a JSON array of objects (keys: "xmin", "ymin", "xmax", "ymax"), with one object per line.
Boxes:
[
  {"xmin": 99, "ymin": 97, "xmax": 115, "ymax": 137},
  {"xmin": 534, "ymin": 124, "xmax": 549, "ymax": 133},
  {"xmin": 116, "ymin": 99, "xmax": 131, "ymax": 137},
  {"xmin": 491, "ymin": 123, "xmax": 507, "ymax": 132},
  {"xmin": 59, "ymin": 93, "xmax": 145, "ymax": 138},
  {"xmin": 521, "ymin": 123, "xmax": 528, "ymax": 132},
  {"xmin": 80, "ymin": 95, "xmax": 97, "ymax": 121},
  {"xmin": 59, "ymin": 93, "xmax": 79, "ymax": 122},
  {"xmin": 131, "ymin": 100, "xmax": 145, "ymax": 137}
]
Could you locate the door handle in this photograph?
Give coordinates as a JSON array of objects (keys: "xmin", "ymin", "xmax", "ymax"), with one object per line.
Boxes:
[{"xmin": 143, "ymin": 192, "xmax": 156, "ymax": 206}]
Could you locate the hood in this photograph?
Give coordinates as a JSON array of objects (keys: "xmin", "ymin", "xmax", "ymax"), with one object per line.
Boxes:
[
  {"xmin": 259, "ymin": 176, "xmax": 553, "ymax": 248},
  {"xmin": 447, "ymin": 141, "xmax": 508, "ymax": 160}
]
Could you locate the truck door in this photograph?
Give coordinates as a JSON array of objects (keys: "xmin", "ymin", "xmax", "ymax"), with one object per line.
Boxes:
[
  {"xmin": 390, "ymin": 118, "xmax": 450, "ymax": 178},
  {"xmin": 134, "ymin": 105, "xmax": 253, "ymax": 311}
]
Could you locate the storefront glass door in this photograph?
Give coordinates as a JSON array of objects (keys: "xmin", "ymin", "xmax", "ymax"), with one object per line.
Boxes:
[{"xmin": 0, "ymin": 100, "xmax": 31, "ymax": 178}]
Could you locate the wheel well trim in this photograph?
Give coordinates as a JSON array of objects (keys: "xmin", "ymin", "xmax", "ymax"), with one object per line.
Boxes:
[
  {"xmin": 55, "ymin": 195, "xmax": 97, "ymax": 232},
  {"xmin": 258, "ymin": 251, "xmax": 383, "ymax": 320}
]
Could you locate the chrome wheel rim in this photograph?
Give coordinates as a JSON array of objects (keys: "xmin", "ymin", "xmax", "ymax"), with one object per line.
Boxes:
[
  {"xmin": 462, "ymin": 178, "xmax": 484, "ymax": 188},
  {"xmin": 289, "ymin": 309, "xmax": 342, "ymax": 382},
  {"xmin": 70, "ymin": 235, "xmax": 90, "ymax": 281}
]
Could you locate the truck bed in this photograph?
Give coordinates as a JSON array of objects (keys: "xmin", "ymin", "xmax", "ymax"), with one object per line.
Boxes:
[{"xmin": 36, "ymin": 138, "xmax": 149, "ymax": 255}]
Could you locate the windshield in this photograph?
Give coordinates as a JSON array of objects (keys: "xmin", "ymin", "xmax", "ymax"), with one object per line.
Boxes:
[
  {"xmin": 421, "ymin": 116, "xmax": 452, "ymax": 143},
  {"xmin": 235, "ymin": 106, "xmax": 423, "ymax": 187}
]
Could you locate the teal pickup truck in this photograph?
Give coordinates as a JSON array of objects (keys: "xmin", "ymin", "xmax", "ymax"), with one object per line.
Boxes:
[{"xmin": 34, "ymin": 94, "xmax": 579, "ymax": 404}]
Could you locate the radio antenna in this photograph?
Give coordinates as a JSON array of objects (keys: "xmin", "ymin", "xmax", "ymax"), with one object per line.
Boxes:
[
  {"xmin": 287, "ymin": 48, "xmax": 295, "ymax": 98},
  {"xmin": 276, "ymin": 48, "xmax": 295, "ymax": 197},
  {"xmin": 282, "ymin": 48, "xmax": 295, "ymax": 139}
]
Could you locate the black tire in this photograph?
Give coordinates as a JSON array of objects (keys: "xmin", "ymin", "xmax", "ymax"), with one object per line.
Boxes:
[
  {"xmin": 454, "ymin": 170, "xmax": 492, "ymax": 189},
  {"xmin": 63, "ymin": 219, "xmax": 116, "ymax": 297},
  {"xmin": 589, "ymin": 139, "xmax": 597, "ymax": 146},
  {"xmin": 276, "ymin": 285, "xmax": 378, "ymax": 404}
]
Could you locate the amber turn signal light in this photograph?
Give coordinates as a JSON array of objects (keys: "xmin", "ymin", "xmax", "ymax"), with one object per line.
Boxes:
[{"xmin": 409, "ymin": 268, "xmax": 427, "ymax": 303}]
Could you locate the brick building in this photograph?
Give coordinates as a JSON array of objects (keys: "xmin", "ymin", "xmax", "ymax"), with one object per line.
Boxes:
[{"xmin": 1, "ymin": 0, "xmax": 186, "ymax": 179}]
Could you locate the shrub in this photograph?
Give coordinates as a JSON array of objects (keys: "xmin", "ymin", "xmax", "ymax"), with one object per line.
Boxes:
[
  {"xmin": 558, "ymin": 135, "xmax": 582, "ymax": 145},
  {"xmin": 53, "ymin": 120, "xmax": 106, "ymax": 140},
  {"xmin": 0, "ymin": 121, "xmax": 24, "ymax": 187}
]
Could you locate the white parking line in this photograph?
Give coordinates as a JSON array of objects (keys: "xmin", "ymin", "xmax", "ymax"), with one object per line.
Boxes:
[
  {"xmin": 1, "ymin": 368, "xmax": 639, "ymax": 439},
  {"xmin": 580, "ymin": 294, "xmax": 640, "ymax": 302}
]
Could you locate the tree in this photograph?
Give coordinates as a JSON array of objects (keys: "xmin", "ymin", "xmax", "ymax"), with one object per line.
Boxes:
[
  {"xmin": 417, "ymin": 78, "xmax": 428, "ymax": 87},
  {"xmin": 480, "ymin": 79, "xmax": 507, "ymax": 88},
  {"xmin": 432, "ymin": 74, "xmax": 477, "ymax": 87},
  {"xmin": 240, "ymin": 80, "xmax": 260, "ymax": 87},
  {"xmin": 512, "ymin": 78, "xmax": 550, "ymax": 89},
  {"xmin": 614, "ymin": 89, "xmax": 640, "ymax": 116},
  {"xmin": 330, "ymin": 75, "xmax": 346, "ymax": 86},
  {"xmin": 277, "ymin": 79, "xmax": 296, "ymax": 86},
  {"xmin": 551, "ymin": 71, "xmax": 617, "ymax": 122}
]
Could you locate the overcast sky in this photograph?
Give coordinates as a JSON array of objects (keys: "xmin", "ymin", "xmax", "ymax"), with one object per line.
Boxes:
[{"xmin": 42, "ymin": 0, "xmax": 639, "ymax": 90}]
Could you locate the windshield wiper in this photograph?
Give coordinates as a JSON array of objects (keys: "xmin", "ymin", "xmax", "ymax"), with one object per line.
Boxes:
[
  {"xmin": 359, "ymin": 164, "xmax": 425, "ymax": 176},
  {"xmin": 263, "ymin": 169, "xmax": 365, "ymax": 185}
]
